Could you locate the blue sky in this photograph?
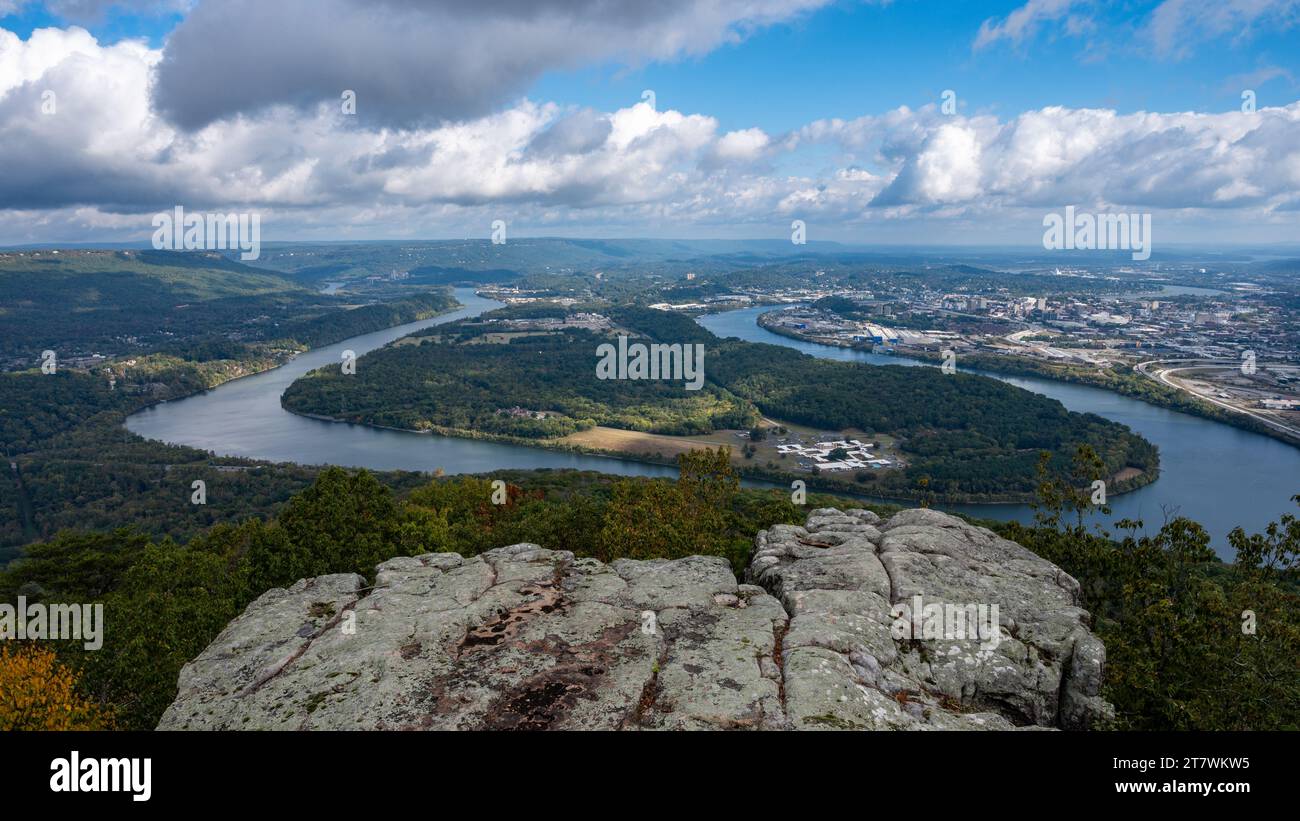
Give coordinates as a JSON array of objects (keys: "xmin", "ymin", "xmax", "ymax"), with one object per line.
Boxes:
[
  {"xmin": 8, "ymin": 1, "xmax": 1297, "ymax": 130},
  {"xmin": 533, "ymin": 1, "xmax": 1300, "ymax": 133},
  {"xmin": 0, "ymin": 3, "xmax": 180, "ymax": 46},
  {"xmin": 1, "ymin": 0, "xmax": 1299, "ymax": 245}
]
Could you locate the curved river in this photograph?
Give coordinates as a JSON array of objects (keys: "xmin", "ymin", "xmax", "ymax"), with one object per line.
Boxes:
[
  {"xmin": 126, "ymin": 289, "xmax": 1300, "ymax": 558},
  {"xmin": 125, "ymin": 289, "xmax": 680, "ymax": 480}
]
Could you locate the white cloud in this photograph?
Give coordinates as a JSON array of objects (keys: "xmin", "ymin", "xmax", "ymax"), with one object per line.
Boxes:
[
  {"xmin": 872, "ymin": 122, "xmax": 985, "ymax": 205},
  {"xmin": 1146, "ymin": 0, "xmax": 1300, "ymax": 58},
  {"xmin": 976, "ymin": 0, "xmax": 1300, "ymax": 58},
  {"xmin": 1, "ymin": 25, "xmax": 1299, "ymax": 244},
  {"xmin": 712, "ymin": 128, "xmax": 773, "ymax": 163},
  {"xmin": 973, "ymin": 0, "xmax": 1089, "ymax": 51}
]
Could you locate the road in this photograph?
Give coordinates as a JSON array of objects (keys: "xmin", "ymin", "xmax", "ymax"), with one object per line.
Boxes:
[{"xmin": 1134, "ymin": 358, "xmax": 1300, "ymax": 440}]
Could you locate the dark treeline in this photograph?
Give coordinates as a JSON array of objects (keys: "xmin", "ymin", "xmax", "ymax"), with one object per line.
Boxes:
[
  {"xmin": 272, "ymin": 290, "xmax": 458, "ymax": 349},
  {"xmin": 707, "ymin": 338, "xmax": 1156, "ymax": 500},
  {"xmin": 914, "ymin": 349, "xmax": 1299, "ymax": 448},
  {"xmin": 1004, "ymin": 449, "xmax": 1299, "ymax": 730},
  {"xmin": 0, "ymin": 251, "xmax": 309, "ymax": 366},
  {"xmin": 0, "ymin": 250, "xmax": 458, "ymax": 368}
]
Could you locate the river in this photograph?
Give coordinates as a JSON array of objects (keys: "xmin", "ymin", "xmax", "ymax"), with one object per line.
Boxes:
[
  {"xmin": 125, "ymin": 289, "xmax": 679, "ymax": 480},
  {"xmin": 699, "ymin": 305, "xmax": 1300, "ymax": 557},
  {"xmin": 126, "ymin": 289, "xmax": 1300, "ymax": 559}
]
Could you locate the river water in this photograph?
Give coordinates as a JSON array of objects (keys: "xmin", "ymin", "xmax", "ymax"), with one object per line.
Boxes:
[
  {"xmin": 125, "ymin": 289, "xmax": 679, "ymax": 480},
  {"xmin": 126, "ymin": 288, "xmax": 1300, "ymax": 558},
  {"xmin": 699, "ymin": 305, "xmax": 1300, "ymax": 557}
]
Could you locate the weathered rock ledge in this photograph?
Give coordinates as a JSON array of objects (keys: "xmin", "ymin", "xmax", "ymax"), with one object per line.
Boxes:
[{"xmin": 158, "ymin": 508, "xmax": 1113, "ymax": 730}]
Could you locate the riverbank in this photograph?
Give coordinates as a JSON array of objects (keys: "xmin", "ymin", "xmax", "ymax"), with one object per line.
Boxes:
[
  {"xmin": 911, "ymin": 349, "xmax": 1298, "ymax": 449},
  {"xmin": 119, "ymin": 296, "xmax": 466, "ymax": 419},
  {"xmin": 755, "ymin": 308, "xmax": 1300, "ymax": 450},
  {"xmin": 282, "ymin": 406, "xmax": 1156, "ymax": 506},
  {"xmin": 1, "ymin": 295, "xmax": 470, "ymax": 557}
]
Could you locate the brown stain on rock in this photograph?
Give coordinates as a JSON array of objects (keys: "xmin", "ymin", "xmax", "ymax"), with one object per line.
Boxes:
[
  {"xmin": 481, "ymin": 621, "xmax": 639, "ymax": 730},
  {"xmin": 459, "ymin": 581, "xmax": 565, "ymax": 653}
]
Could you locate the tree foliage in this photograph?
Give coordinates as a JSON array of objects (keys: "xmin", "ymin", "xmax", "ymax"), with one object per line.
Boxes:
[
  {"xmin": 599, "ymin": 447, "xmax": 747, "ymax": 567},
  {"xmin": 0, "ymin": 462, "xmax": 831, "ymax": 728},
  {"xmin": 0, "ymin": 644, "xmax": 109, "ymax": 731},
  {"xmin": 1000, "ymin": 453, "xmax": 1300, "ymax": 730}
]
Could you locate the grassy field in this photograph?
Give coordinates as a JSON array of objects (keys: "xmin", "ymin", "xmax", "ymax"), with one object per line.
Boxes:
[
  {"xmin": 561, "ymin": 425, "xmax": 747, "ymax": 459},
  {"xmin": 561, "ymin": 419, "xmax": 906, "ymax": 477}
]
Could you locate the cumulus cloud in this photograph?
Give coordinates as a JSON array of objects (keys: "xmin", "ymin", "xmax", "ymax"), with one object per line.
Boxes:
[
  {"xmin": 708, "ymin": 128, "xmax": 773, "ymax": 166},
  {"xmin": 150, "ymin": 0, "xmax": 833, "ymax": 130},
  {"xmin": 872, "ymin": 122, "xmax": 984, "ymax": 205},
  {"xmin": 2, "ymin": 24, "xmax": 1299, "ymax": 244},
  {"xmin": 0, "ymin": 26, "xmax": 181, "ymax": 210}
]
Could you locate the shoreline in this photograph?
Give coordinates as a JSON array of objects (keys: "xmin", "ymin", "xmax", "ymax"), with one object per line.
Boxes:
[
  {"xmin": 280, "ymin": 405, "xmax": 1157, "ymax": 506},
  {"xmin": 754, "ymin": 309, "xmax": 1300, "ymax": 451},
  {"xmin": 121, "ymin": 298, "xmax": 466, "ymax": 424}
]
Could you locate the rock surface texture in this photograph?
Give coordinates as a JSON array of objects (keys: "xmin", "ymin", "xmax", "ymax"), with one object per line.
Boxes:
[{"xmin": 158, "ymin": 508, "xmax": 1114, "ymax": 730}]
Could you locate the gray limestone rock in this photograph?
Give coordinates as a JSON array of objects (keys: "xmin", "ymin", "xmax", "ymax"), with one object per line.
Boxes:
[
  {"xmin": 160, "ymin": 508, "xmax": 1113, "ymax": 731},
  {"xmin": 747, "ymin": 507, "xmax": 1113, "ymax": 730},
  {"xmin": 158, "ymin": 547, "xmax": 785, "ymax": 731}
]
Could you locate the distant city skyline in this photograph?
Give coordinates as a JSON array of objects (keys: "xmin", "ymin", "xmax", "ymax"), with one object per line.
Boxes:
[{"xmin": 1, "ymin": 0, "xmax": 1299, "ymax": 246}]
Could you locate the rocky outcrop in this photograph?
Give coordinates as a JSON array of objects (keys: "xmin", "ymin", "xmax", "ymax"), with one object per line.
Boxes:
[
  {"xmin": 746, "ymin": 508, "xmax": 1113, "ymax": 730},
  {"xmin": 158, "ymin": 508, "xmax": 1113, "ymax": 730}
]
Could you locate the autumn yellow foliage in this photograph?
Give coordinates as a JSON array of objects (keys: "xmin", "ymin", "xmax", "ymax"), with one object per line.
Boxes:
[{"xmin": 0, "ymin": 644, "xmax": 109, "ymax": 730}]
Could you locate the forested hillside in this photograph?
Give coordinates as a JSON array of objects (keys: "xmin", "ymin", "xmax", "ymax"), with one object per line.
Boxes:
[
  {"xmin": 0, "ymin": 250, "xmax": 308, "ymax": 368},
  {"xmin": 282, "ymin": 303, "xmax": 1157, "ymax": 503},
  {"xmin": 0, "ymin": 250, "xmax": 457, "ymax": 370},
  {"xmin": 0, "ymin": 252, "xmax": 459, "ymax": 558},
  {"xmin": 284, "ymin": 328, "xmax": 756, "ymax": 437},
  {"xmin": 707, "ymin": 338, "xmax": 1156, "ymax": 499}
]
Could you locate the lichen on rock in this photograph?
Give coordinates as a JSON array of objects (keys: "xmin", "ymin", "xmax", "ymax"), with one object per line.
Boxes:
[
  {"xmin": 747, "ymin": 507, "xmax": 1114, "ymax": 730},
  {"xmin": 158, "ymin": 508, "xmax": 1113, "ymax": 731}
]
